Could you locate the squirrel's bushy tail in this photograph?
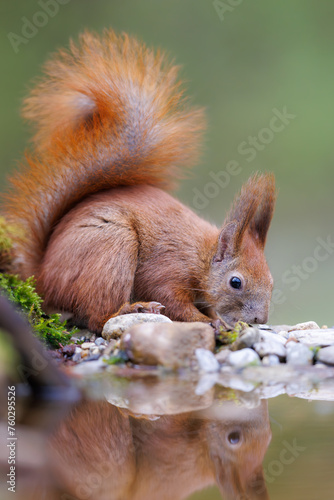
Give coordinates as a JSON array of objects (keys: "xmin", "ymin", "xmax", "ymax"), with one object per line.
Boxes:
[{"xmin": 4, "ymin": 30, "xmax": 205, "ymax": 277}]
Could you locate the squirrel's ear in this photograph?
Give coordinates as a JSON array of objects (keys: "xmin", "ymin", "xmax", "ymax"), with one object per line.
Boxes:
[
  {"xmin": 213, "ymin": 222, "xmax": 238, "ymax": 262},
  {"xmin": 249, "ymin": 175, "xmax": 276, "ymax": 248},
  {"xmin": 223, "ymin": 172, "xmax": 276, "ymax": 250}
]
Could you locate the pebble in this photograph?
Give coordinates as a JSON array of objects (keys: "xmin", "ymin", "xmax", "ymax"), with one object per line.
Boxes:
[
  {"xmin": 232, "ymin": 327, "xmax": 261, "ymax": 349},
  {"xmin": 61, "ymin": 344, "xmax": 76, "ymax": 357},
  {"xmin": 195, "ymin": 348, "xmax": 220, "ymax": 373},
  {"xmin": 72, "ymin": 352, "xmax": 82, "ymax": 363},
  {"xmin": 253, "ymin": 340, "xmax": 286, "ymax": 358},
  {"xmin": 95, "ymin": 337, "xmax": 107, "ymax": 346},
  {"xmin": 227, "ymin": 348, "xmax": 261, "ymax": 368},
  {"xmin": 259, "ymin": 331, "xmax": 287, "ymax": 345},
  {"xmin": 81, "ymin": 342, "xmax": 95, "ymax": 350},
  {"xmin": 90, "ymin": 347, "xmax": 101, "ymax": 356},
  {"xmin": 316, "ymin": 345, "xmax": 334, "ymax": 365},
  {"xmin": 102, "ymin": 313, "xmax": 172, "ymax": 340},
  {"xmin": 286, "ymin": 342, "xmax": 313, "ymax": 366}
]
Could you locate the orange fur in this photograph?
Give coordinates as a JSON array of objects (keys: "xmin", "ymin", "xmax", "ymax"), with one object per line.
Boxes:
[{"xmin": 2, "ymin": 30, "xmax": 276, "ymax": 332}]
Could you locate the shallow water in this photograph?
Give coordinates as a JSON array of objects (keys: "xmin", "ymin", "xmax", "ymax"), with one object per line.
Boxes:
[{"xmin": 1, "ymin": 370, "xmax": 334, "ymax": 500}]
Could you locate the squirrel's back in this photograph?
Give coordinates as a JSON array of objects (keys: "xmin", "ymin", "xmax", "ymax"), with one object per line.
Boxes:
[{"xmin": 4, "ymin": 30, "xmax": 205, "ymax": 277}]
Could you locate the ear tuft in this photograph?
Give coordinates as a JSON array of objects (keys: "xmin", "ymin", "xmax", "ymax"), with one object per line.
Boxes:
[
  {"xmin": 223, "ymin": 172, "xmax": 276, "ymax": 249},
  {"xmin": 250, "ymin": 173, "xmax": 276, "ymax": 248}
]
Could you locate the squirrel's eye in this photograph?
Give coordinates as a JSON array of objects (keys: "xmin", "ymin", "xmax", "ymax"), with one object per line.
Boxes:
[
  {"xmin": 230, "ymin": 276, "xmax": 242, "ymax": 289},
  {"xmin": 227, "ymin": 431, "xmax": 241, "ymax": 445}
]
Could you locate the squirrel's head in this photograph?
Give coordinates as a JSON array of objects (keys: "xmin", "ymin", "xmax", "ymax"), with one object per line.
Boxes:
[{"xmin": 206, "ymin": 173, "xmax": 276, "ymax": 326}]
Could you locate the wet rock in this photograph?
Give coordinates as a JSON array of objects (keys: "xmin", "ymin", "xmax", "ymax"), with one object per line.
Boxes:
[
  {"xmin": 253, "ymin": 340, "xmax": 286, "ymax": 359},
  {"xmin": 316, "ymin": 345, "xmax": 334, "ymax": 365},
  {"xmin": 102, "ymin": 313, "xmax": 172, "ymax": 340},
  {"xmin": 195, "ymin": 348, "xmax": 220, "ymax": 373},
  {"xmin": 120, "ymin": 322, "xmax": 214, "ymax": 369},
  {"xmin": 227, "ymin": 348, "xmax": 261, "ymax": 368},
  {"xmin": 262, "ymin": 354, "xmax": 280, "ymax": 366},
  {"xmin": 286, "ymin": 342, "xmax": 313, "ymax": 365},
  {"xmin": 288, "ymin": 329, "xmax": 334, "ymax": 347}
]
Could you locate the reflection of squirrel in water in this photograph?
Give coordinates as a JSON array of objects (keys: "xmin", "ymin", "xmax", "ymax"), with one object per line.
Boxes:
[
  {"xmin": 3, "ymin": 30, "xmax": 276, "ymax": 333},
  {"xmin": 47, "ymin": 399, "xmax": 271, "ymax": 500}
]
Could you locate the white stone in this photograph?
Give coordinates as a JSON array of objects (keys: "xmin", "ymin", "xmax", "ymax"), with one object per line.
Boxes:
[
  {"xmin": 288, "ymin": 329, "xmax": 334, "ymax": 347},
  {"xmin": 195, "ymin": 348, "xmax": 220, "ymax": 373},
  {"xmin": 259, "ymin": 331, "xmax": 287, "ymax": 345},
  {"xmin": 102, "ymin": 313, "xmax": 172, "ymax": 340},
  {"xmin": 289, "ymin": 321, "xmax": 320, "ymax": 331},
  {"xmin": 228, "ymin": 348, "xmax": 261, "ymax": 368},
  {"xmin": 81, "ymin": 342, "xmax": 95, "ymax": 350},
  {"xmin": 286, "ymin": 342, "xmax": 313, "ymax": 365},
  {"xmin": 316, "ymin": 345, "xmax": 334, "ymax": 365},
  {"xmin": 253, "ymin": 341, "xmax": 286, "ymax": 358}
]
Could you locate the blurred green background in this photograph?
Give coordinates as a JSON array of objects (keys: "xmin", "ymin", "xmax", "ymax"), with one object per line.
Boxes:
[{"xmin": 1, "ymin": 0, "xmax": 334, "ymax": 329}]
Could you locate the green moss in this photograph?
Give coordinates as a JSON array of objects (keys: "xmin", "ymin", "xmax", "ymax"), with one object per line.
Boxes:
[
  {"xmin": 0, "ymin": 273, "xmax": 77, "ymax": 348},
  {"xmin": 216, "ymin": 320, "xmax": 249, "ymax": 345}
]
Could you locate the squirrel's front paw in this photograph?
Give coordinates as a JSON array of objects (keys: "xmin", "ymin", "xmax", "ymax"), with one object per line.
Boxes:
[
  {"xmin": 132, "ymin": 301, "xmax": 165, "ymax": 314},
  {"xmin": 116, "ymin": 301, "xmax": 165, "ymax": 315}
]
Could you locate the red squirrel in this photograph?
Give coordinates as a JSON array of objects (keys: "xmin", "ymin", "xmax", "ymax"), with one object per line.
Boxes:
[{"xmin": 3, "ymin": 30, "xmax": 276, "ymax": 333}]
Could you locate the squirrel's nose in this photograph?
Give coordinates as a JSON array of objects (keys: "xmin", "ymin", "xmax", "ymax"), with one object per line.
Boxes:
[{"xmin": 253, "ymin": 313, "xmax": 268, "ymax": 324}]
